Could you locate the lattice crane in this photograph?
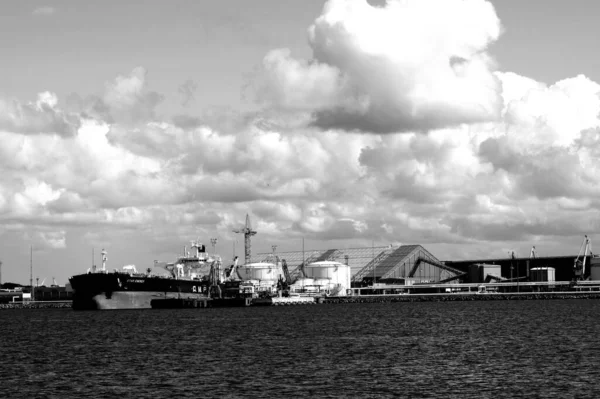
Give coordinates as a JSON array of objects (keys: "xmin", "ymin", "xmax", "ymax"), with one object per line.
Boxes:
[
  {"xmin": 574, "ymin": 235, "xmax": 592, "ymax": 280},
  {"xmin": 233, "ymin": 214, "xmax": 257, "ymax": 265}
]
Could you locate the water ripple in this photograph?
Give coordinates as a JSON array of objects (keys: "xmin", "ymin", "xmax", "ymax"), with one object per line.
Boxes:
[{"xmin": 2, "ymin": 301, "xmax": 600, "ymax": 398}]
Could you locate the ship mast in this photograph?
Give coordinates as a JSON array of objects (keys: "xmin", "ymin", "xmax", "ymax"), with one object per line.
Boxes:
[
  {"xmin": 233, "ymin": 214, "xmax": 257, "ymax": 265},
  {"xmin": 101, "ymin": 249, "xmax": 107, "ymax": 272}
]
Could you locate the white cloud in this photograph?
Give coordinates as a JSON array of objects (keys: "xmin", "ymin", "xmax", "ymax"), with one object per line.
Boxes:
[
  {"xmin": 254, "ymin": 0, "xmax": 503, "ymax": 133},
  {"xmin": 66, "ymin": 67, "xmax": 163, "ymax": 125},
  {"xmin": 4, "ymin": 0, "xmax": 600, "ymax": 284},
  {"xmin": 103, "ymin": 67, "xmax": 164, "ymax": 124},
  {"xmin": 32, "ymin": 6, "xmax": 55, "ymax": 16},
  {"xmin": 0, "ymin": 92, "xmax": 79, "ymax": 136},
  {"xmin": 39, "ymin": 231, "xmax": 66, "ymax": 249}
]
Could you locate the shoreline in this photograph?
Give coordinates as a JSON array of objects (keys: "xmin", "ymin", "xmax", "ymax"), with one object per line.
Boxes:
[
  {"xmin": 324, "ymin": 292, "xmax": 600, "ymax": 304},
  {"xmin": 4, "ymin": 291, "xmax": 600, "ymax": 309}
]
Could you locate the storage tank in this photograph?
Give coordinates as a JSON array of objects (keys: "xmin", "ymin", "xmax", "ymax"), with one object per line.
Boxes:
[
  {"xmin": 291, "ymin": 278, "xmax": 317, "ymax": 293},
  {"xmin": 293, "ymin": 278, "xmax": 315, "ymax": 287},
  {"xmin": 302, "ymin": 261, "xmax": 351, "ymax": 296},
  {"xmin": 530, "ymin": 267, "xmax": 555, "ymax": 282},
  {"xmin": 237, "ymin": 262, "xmax": 283, "ymax": 283}
]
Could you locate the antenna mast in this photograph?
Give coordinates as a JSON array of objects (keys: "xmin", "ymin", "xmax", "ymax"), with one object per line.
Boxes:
[{"xmin": 233, "ymin": 214, "xmax": 257, "ymax": 265}]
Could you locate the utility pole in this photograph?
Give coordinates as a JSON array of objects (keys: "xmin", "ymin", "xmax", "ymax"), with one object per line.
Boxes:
[
  {"xmin": 0, "ymin": 260, "xmax": 2, "ymax": 287},
  {"xmin": 30, "ymin": 245, "xmax": 34, "ymax": 301}
]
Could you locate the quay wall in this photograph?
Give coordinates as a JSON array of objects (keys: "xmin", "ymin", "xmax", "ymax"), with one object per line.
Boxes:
[
  {"xmin": 0, "ymin": 301, "xmax": 72, "ymax": 310},
  {"xmin": 4, "ymin": 292, "xmax": 600, "ymax": 309},
  {"xmin": 324, "ymin": 292, "xmax": 600, "ymax": 304}
]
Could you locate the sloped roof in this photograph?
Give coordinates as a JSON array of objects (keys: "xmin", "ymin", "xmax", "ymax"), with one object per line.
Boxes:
[
  {"xmin": 254, "ymin": 246, "xmax": 395, "ymax": 277},
  {"xmin": 254, "ymin": 244, "xmax": 465, "ymax": 283}
]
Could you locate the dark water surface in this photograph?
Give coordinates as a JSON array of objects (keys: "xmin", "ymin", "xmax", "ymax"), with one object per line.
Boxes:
[{"xmin": 2, "ymin": 300, "xmax": 600, "ymax": 398}]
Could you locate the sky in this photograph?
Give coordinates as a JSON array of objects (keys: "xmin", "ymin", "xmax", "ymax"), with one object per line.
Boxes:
[{"xmin": 1, "ymin": 0, "xmax": 600, "ymax": 285}]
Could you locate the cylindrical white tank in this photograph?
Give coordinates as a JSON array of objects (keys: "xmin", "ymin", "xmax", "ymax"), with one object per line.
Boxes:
[
  {"xmin": 313, "ymin": 279, "xmax": 330, "ymax": 288},
  {"xmin": 303, "ymin": 261, "xmax": 351, "ymax": 296},
  {"xmin": 238, "ymin": 262, "xmax": 283, "ymax": 282},
  {"xmin": 294, "ymin": 278, "xmax": 315, "ymax": 286},
  {"xmin": 291, "ymin": 278, "xmax": 318, "ymax": 293}
]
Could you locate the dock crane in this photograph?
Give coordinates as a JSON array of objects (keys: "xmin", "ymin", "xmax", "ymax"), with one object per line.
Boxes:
[
  {"xmin": 208, "ymin": 258, "xmax": 223, "ymax": 298},
  {"xmin": 225, "ymin": 256, "xmax": 240, "ymax": 281},
  {"xmin": 281, "ymin": 259, "xmax": 292, "ymax": 285},
  {"xmin": 275, "ymin": 259, "xmax": 295, "ymax": 296},
  {"xmin": 574, "ymin": 235, "xmax": 592, "ymax": 281},
  {"xmin": 233, "ymin": 214, "xmax": 257, "ymax": 265}
]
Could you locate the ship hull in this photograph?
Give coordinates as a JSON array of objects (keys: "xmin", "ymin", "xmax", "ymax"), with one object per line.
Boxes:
[
  {"xmin": 70, "ymin": 272, "xmax": 210, "ymax": 310},
  {"xmin": 79, "ymin": 291, "xmax": 210, "ymax": 310}
]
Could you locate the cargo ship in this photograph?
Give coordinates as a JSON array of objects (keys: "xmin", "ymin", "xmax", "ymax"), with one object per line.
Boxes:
[{"xmin": 69, "ymin": 242, "xmax": 222, "ymax": 310}]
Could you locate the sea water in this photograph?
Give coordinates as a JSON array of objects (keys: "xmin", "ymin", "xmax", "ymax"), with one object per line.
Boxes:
[{"xmin": 1, "ymin": 300, "xmax": 600, "ymax": 398}]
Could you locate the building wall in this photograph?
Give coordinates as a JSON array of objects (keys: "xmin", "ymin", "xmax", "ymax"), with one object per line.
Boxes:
[
  {"xmin": 445, "ymin": 256, "xmax": 587, "ymax": 282},
  {"xmin": 34, "ymin": 286, "xmax": 73, "ymax": 301}
]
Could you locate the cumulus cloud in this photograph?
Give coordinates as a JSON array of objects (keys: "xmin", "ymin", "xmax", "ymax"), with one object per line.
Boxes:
[
  {"xmin": 32, "ymin": 6, "xmax": 55, "ymax": 16},
  {"xmin": 4, "ymin": 5, "xmax": 600, "ymax": 285},
  {"xmin": 103, "ymin": 67, "xmax": 164, "ymax": 123},
  {"xmin": 254, "ymin": 0, "xmax": 503, "ymax": 133},
  {"xmin": 0, "ymin": 92, "xmax": 79, "ymax": 136},
  {"xmin": 479, "ymin": 73, "xmax": 600, "ymax": 200},
  {"xmin": 22, "ymin": 230, "xmax": 66, "ymax": 250},
  {"xmin": 66, "ymin": 67, "xmax": 163, "ymax": 124},
  {"xmin": 39, "ymin": 231, "xmax": 67, "ymax": 249}
]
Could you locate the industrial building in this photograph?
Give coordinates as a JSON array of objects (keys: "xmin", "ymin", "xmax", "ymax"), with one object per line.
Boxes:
[
  {"xmin": 254, "ymin": 244, "xmax": 465, "ymax": 286},
  {"xmin": 255, "ymin": 244, "xmax": 597, "ymax": 288},
  {"xmin": 0, "ymin": 284, "xmax": 73, "ymax": 303}
]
